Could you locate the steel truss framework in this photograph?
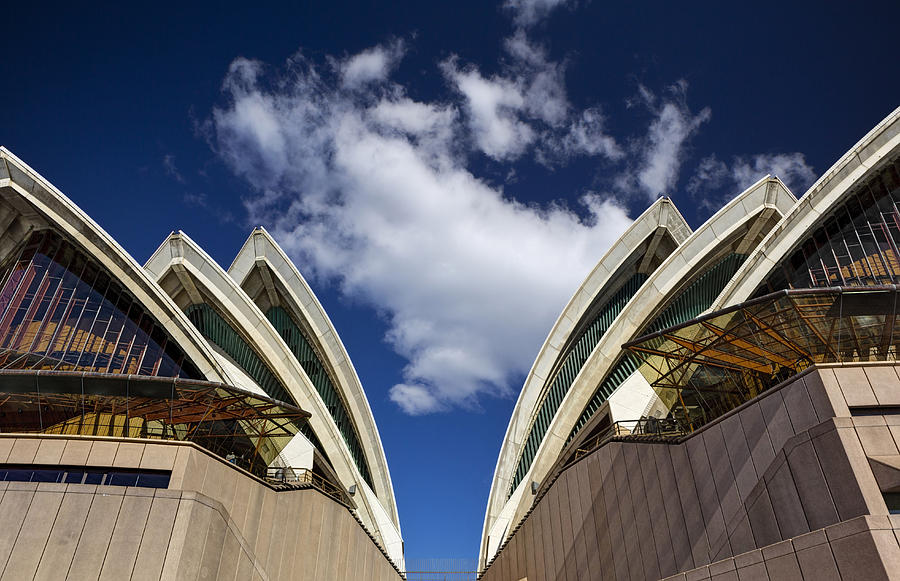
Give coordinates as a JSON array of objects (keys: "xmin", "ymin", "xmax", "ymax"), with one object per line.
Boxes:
[
  {"xmin": 0, "ymin": 370, "xmax": 310, "ymax": 478},
  {"xmin": 625, "ymin": 286, "xmax": 900, "ymax": 430}
]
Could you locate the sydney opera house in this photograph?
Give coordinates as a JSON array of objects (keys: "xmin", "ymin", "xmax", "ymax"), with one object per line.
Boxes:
[
  {"xmin": 4, "ymin": 101, "xmax": 900, "ymax": 581},
  {"xmin": 480, "ymin": 106, "xmax": 900, "ymax": 581},
  {"xmin": 0, "ymin": 146, "xmax": 403, "ymax": 580}
]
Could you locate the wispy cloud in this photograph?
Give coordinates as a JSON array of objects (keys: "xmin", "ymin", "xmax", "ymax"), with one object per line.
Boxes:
[
  {"xmin": 441, "ymin": 58, "xmax": 535, "ymax": 161},
  {"xmin": 211, "ymin": 50, "xmax": 632, "ymax": 415},
  {"xmin": 504, "ymin": 0, "xmax": 575, "ymax": 27},
  {"xmin": 207, "ymin": 13, "xmax": 816, "ymax": 415},
  {"xmin": 183, "ymin": 191, "xmax": 208, "ymax": 207},
  {"xmin": 339, "ymin": 40, "xmax": 406, "ymax": 89},
  {"xmin": 732, "ymin": 152, "xmax": 815, "ymax": 192},
  {"xmin": 162, "ymin": 154, "xmax": 185, "ymax": 183},
  {"xmin": 687, "ymin": 152, "xmax": 816, "ymax": 208},
  {"xmin": 616, "ymin": 81, "xmax": 711, "ymax": 201},
  {"xmin": 442, "ymin": 29, "xmax": 620, "ymax": 165}
]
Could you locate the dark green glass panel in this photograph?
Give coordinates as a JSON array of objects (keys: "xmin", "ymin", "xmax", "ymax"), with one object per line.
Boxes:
[
  {"xmin": 266, "ymin": 306, "xmax": 374, "ymax": 490},
  {"xmin": 185, "ymin": 303, "xmax": 293, "ymax": 405},
  {"xmin": 566, "ymin": 252, "xmax": 748, "ymax": 446},
  {"xmin": 506, "ymin": 273, "xmax": 648, "ymax": 498}
]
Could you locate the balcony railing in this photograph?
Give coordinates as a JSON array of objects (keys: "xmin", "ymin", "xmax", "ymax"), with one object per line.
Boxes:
[
  {"xmin": 264, "ymin": 466, "xmax": 351, "ymax": 505},
  {"xmin": 573, "ymin": 417, "xmax": 687, "ymax": 461}
]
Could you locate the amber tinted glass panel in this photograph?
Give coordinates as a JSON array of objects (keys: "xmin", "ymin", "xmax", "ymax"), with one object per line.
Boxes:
[
  {"xmin": 627, "ymin": 288, "xmax": 900, "ymax": 432},
  {"xmin": 757, "ymin": 158, "xmax": 900, "ymax": 294},
  {"xmin": 0, "ymin": 372, "xmax": 308, "ymax": 479},
  {"xmin": 0, "ymin": 231, "xmax": 201, "ymax": 378}
]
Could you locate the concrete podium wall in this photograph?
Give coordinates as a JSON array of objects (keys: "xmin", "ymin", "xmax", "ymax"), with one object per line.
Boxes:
[
  {"xmin": 479, "ymin": 364, "xmax": 900, "ymax": 581},
  {"xmin": 0, "ymin": 436, "xmax": 402, "ymax": 581}
]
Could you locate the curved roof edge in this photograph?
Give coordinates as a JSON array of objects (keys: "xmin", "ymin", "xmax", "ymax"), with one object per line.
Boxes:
[
  {"xmin": 479, "ymin": 176, "xmax": 796, "ymax": 564},
  {"xmin": 480, "ymin": 197, "xmax": 691, "ymax": 560},
  {"xmin": 143, "ymin": 230, "xmax": 401, "ymax": 544},
  {"xmin": 228, "ymin": 227, "xmax": 399, "ymax": 527},
  {"xmin": 0, "ymin": 147, "xmax": 231, "ymax": 384},
  {"xmin": 715, "ymin": 105, "xmax": 900, "ymax": 307}
]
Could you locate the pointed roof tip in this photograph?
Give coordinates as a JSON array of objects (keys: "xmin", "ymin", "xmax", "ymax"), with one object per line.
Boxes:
[{"xmin": 251, "ymin": 225, "xmax": 275, "ymax": 240}]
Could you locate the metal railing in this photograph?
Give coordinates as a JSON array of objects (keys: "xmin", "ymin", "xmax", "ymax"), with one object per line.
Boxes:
[
  {"xmin": 573, "ymin": 417, "xmax": 687, "ymax": 461},
  {"xmin": 264, "ymin": 466, "xmax": 350, "ymax": 504},
  {"xmin": 404, "ymin": 558, "xmax": 479, "ymax": 581}
]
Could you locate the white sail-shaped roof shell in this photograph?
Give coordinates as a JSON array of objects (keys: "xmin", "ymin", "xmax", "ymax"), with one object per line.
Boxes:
[
  {"xmin": 0, "ymin": 147, "xmax": 230, "ymax": 383},
  {"xmin": 714, "ymin": 106, "xmax": 900, "ymax": 308},
  {"xmin": 480, "ymin": 177, "xmax": 797, "ymax": 566},
  {"xmin": 480, "ymin": 197, "xmax": 692, "ymax": 565},
  {"xmin": 144, "ymin": 231, "xmax": 403, "ymax": 564},
  {"xmin": 228, "ymin": 227, "xmax": 400, "ymax": 528}
]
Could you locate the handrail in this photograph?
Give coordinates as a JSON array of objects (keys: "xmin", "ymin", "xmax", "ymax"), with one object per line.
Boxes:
[
  {"xmin": 264, "ymin": 466, "xmax": 350, "ymax": 505},
  {"xmin": 573, "ymin": 417, "xmax": 687, "ymax": 461}
]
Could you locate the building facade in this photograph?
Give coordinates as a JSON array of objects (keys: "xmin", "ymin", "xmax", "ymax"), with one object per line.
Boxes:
[
  {"xmin": 0, "ymin": 147, "xmax": 403, "ymax": 580},
  {"xmin": 480, "ymin": 105, "xmax": 900, "ymax": 580}
]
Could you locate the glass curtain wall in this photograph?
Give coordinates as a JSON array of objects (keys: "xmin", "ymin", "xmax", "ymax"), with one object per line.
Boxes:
[
  {"xmin": 0, "ymin": 371, "xmax": 307, "ymax": 479},
  {"xmin": 757, "ymin": 157, "xmax": 900, "ymax": 294},
  {"xmin": 0, "ymin": 230, "xmax": 201, "ymax": 378},
  {"xmin": 564, "ymin": 252, "xmax": 748, "ymax": 451}
]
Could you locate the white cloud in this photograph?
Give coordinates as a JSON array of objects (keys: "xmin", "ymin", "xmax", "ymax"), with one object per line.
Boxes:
[
  {"xmin": 340, "ymin": 40, "xmax": 405, "ymax": 89},
  {"xmin": 390, "ymin": 384, "xmax": 445, "ymax": 415},
  {"xmin": 443, "ymin": 31, "xmax": 620, "ymax": 164},
  {"xmin": 211, "ymin": 45, "xmax": 633, "ymax": 415},
  {"xmin": 551, "ymin": 107, "xmax": 623, "ymax": 161},
  {"xmin": 209, "ymin": 40, "xmax": 812, "ymax": 415},
  {"xmin": 503, "ymin": 31, "xmax": 569, "ymax": 127},
  {"xmin": 687, "ymin": 152, "xmax": 816, "ymax": 209},
  {"xmin": 441, "ymin": 59, "xmax": 535, "ymax": 161},
  {"xmin": 686, "ymin": 155, "xmax": 729, "ymax": 194},
  {"xmin": 617, "ymin": 82, "xmax": 711, "ymax": 201},
  {"xmin": 638, "ymin": 99, "xmax": 711, "ymax": 198},
  {"xmin": 505, "ymin": 0, "xmax": 574, "ymax": 27},
  {"xmin": 732, "ymin": 152, "xmax": 816, "ymax": 193},
  {"xmin": 162, "ymin": 154, "xmax": 185, "ymax": 183}
]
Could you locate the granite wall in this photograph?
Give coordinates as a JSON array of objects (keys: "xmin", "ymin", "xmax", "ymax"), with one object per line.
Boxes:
[
  {"xmin": 479, "ymin": 364, "xmax": 900, "ymax": 581},
  {"xmin": 0, "ymin": 436, "xmax": 402, "ymax": 581}
]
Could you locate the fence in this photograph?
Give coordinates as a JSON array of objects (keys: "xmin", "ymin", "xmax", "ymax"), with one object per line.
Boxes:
[
  {"xmin": 403, "ymin": 558, "xmax": 479, "ymax": 581},
  {"xmin": 573, "ymin": 416, "xmax": 687, "ymax": 461},
  {"xmin": 264, "ymin": 466, "xmax": 351, "ymax": 505}
]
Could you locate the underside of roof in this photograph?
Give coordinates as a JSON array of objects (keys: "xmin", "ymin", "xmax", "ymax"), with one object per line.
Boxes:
[
  {"xmin": 144, "ymin": 230, "xmax": 403, "ymax": 550},
  {"xmin": 480, "ymin": 176, "xmax": 796, "ymax": 566},
  {"xmin": 228, "ymin": 227, "xmax": 399, "ymax": 526},
  {"xmin": 0, "ymin": 148, "xmax": 230, "ymax": 384}
]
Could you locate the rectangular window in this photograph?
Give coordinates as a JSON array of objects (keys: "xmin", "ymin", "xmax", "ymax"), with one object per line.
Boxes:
[{"xmin": 0, "ymin": 465, "xmax": 170, "ymax": 489}]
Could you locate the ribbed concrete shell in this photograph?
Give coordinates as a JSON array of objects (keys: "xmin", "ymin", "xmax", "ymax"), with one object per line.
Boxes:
[
  {"xmin": 480, "ymin": 198, "xmax": 692, "ymax": 565},
  {"xmin": 0, "ymin": 147, "xmax": 230, "ymax": 383},
  {"xmin": 480, "ymin": 177, "xmax": 797, "ymax": 565},
  {"xmin": 228, "ymin": 227, "xmax": 400, "ymax": 528},
  {"xmin": 714, "ymin": 106, "xmax": 900, "ymax": 308},
  {"xmin": 144, "ymin": 231, "xmax": 403, "ymax": 564}
]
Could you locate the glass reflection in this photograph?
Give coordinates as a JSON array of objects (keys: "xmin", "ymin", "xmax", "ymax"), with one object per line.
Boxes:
[
  {"xmin": 628, "ymin": 288, "xmax": 900, "ymax": 433},
  {"xmin": 758, "ymin": 158, "xmax": 900, "ymax": 293},
  {"xmin": 0, "ymin": 231, "xmax": 201, "ymax": 378}
]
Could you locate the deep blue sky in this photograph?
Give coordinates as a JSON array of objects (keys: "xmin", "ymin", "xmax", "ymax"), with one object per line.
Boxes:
[{"xmin": 3, "ymin": 0, "xmax": 899, "ymax": 561}]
